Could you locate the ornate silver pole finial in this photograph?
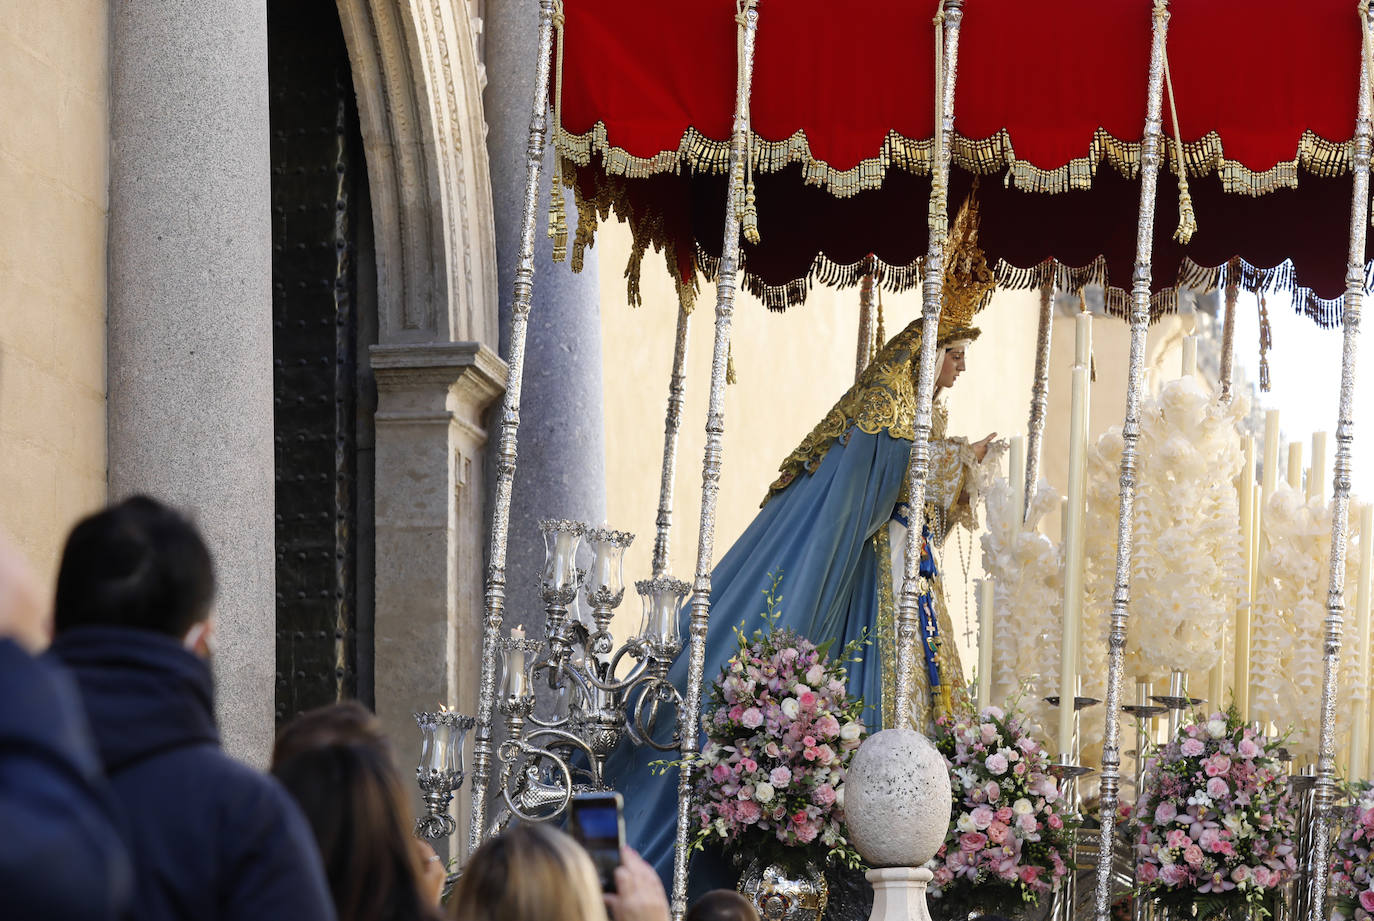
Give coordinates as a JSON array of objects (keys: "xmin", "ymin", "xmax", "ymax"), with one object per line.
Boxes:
[
  {"xmin": 652, "ymin": 300, "xmax": 693, "ymax": 578},
  {"xmin": 671, "ymin": 3, "xmax": 760, "ymax": 918},
  {"xmin": 1094, "ymin": 4, "xmax": 1172, "ymax": 921},
  {"xmin": 1219, "ymin": 256, "xmax": 1241, "ymax": 403},
  {"xmin": 468, "ymin": 0, "xmax": 560, "ymax": 854},
  {"xmin": 1307, "ymin": 7, "xmax": 1373, "ymax": 920}
]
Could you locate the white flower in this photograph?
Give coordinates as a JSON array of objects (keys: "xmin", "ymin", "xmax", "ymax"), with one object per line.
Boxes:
[
  {"xmin": 834, "ymin": 785, "xmax": 845, "ymax": 809},
  {"xmin": 1012, "ymin": 797, "xmax": 1033, "ymax": 816},
  {"xmin": 1206, "ymin": 718, "xmax": 1228, "ymax": 739},
  {"xmin": 715, "ymin": 817, "xmax": 728, "ymax": 837},
  {"xmin": 781, "ymin": 698, "xmax": 800, "ymax": 719},
  {"xmin": 806, "ymin": 664, "xmax": 824, "ymax": 685},
  {"xmin": 755, "ymin": 782, "xmax": 775, "ymax": 804},
  {"xmin": 956, "ymin": 813, "xmax": 977, "ymax": 833},
  {"xmin": 839, "ymin": 721, "xmax": 861, "ymax": 741}
]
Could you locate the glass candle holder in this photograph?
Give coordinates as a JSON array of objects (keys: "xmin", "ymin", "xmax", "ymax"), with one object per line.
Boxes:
[
  {"xmin": 635, "ymin": 577, "xmax": 691, "ymax": 651},
  {"xmin": 539, "ymin": 519, "xmax": 585, "ymax": 594},
  {"xmin": 583, "ymin": 527, "xmax": 633, "ymax": 606},
  {"xmin": 499, "ymin": 628, "xmax": 543, "ymax": 702}
]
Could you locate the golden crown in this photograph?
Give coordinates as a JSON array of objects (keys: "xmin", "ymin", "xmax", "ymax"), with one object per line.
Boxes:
[{"xmin": 937, "ymin": 188, "xmax": 995, "ymax": 345}]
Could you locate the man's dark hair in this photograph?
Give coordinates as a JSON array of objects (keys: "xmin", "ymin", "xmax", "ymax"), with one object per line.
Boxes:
[
  {"xmin": 54, "ymin": 495, "xmax": 216, "ymax": 638},
  {"xmin": 687, "ymin": 890, "xmax": 759, "ymax": 921}
]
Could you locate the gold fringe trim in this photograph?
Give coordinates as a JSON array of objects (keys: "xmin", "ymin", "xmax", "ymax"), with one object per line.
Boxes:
[{"xmin": 555, "ymin": 122, "xmax": 1354, "ymax": 199}]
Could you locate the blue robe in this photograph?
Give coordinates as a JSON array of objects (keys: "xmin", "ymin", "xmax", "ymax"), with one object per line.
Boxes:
[{"xmin": 604, "ymin": 426, "xmax": 920, "ymax": 892}]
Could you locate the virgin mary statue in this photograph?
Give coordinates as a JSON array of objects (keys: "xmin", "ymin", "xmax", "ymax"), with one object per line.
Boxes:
[{"xmin": 610, "ymin": 198, "xmax": 999, "ymax": 887}]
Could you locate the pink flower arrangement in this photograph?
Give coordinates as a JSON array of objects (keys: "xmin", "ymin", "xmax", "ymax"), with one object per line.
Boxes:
[
  {"xmin": 687, "ymin": 574, "xmax": 867, "ymax": 867},
  {"xmin": 1332, "ymin": 783, "xmax": 1374, "ymax": 921},
  {"xmin": 928, "ymin": 703, "xmax": 1079, "ymax": 918},
  {"xmin": 1131, "ymin": 710, "xmax": 1297, "ymax": 921}
]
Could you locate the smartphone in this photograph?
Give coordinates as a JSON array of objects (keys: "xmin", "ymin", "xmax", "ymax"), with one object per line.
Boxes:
[{"xmin": 568, "ymin": 791, "xmax": 626, "ymax": 893}]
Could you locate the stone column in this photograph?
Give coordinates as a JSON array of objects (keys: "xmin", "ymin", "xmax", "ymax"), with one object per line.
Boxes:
[
  {"xmin": 484, "ymin": 3, "xmax": 607, "ymax": 633},
  {"xmin": 371, "ymin": 342, "xmax": 505, "ymax": 855},
  {"xmin": 106, "ymin": 0, "xmax": 275, "ymax": 764}
]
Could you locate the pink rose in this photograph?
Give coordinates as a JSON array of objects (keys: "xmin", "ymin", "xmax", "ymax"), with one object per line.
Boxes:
[
  {"xmin": 1183, "ymin": 845, "xmax": 1204, "ymax": 867},
  {"xmin": 802, "ymin": 735, "xmax": 817, "ymax": 748},
  {"xmin": 711, "ymin": 763, "xmax": 731, "ymax": 784},
  {"xmin": 959, "ymin": 832, "xmax": 989, "ymax": 852},
  {"xmin": 1204, "ymin": 754, "xmax": 1232, "ymax": 777},
  {"xmin": 1019, "ymin": 866, "xmax": 1043, "ymax": 884},
  {"xmin": 728, "ymin": 705, "xmax": 744, "ymax": 722},
  {"xmin": 1238, "ymin": 738, "xmax": 1261, "ymax": 759},
  {"xmin": 985, "ymin": 781, "xmax": 1001, "ymax": 801},
  {"xmin": 1047, "ymin": 813, "xmax": 1063, "ymax": 830},
  {"xmin": 987, "ymin": 821, "xmax": 1009, "ymax": 845},
  {"xmin": 970, "ymin": 805, "xmax": 994, "ymax": 829},
  {"xmin": 1359, "ymin": 891, "xmax": 1374, "ymax": 913},
  {"xmin": 1181, "ymin": 738, "xmax": 1205, "ymax": 757},
  {"xmin": 764, "ymin": 741, "xmax": 781, "ymax": 758},
  {"xmin": 1230, "ymin": 865, "xmax": 1250, "ymax": 884},
  {"xmin": 739, "ymin": 758, "xmax": 758, "ymax": 774},
  {"xmin": 1167, "ymin": 829, "xmax": 1190, "ymax": 850},
  {"xmin": 770, "ymin": 766, "xmax": 792, "ymax": 788},
  {"xmin": 814, "ymin": 714, "xmax": 841, "ymax": 738},
  {"xmin": 995, "ymin": 806, "xmax": 1013, "ymax": 823},
  {"xmin": 799, "ymin": 691, "xmax": 816, "ymax": 710},
  {"xmin": 795, "ymin": 819, "xmax": 821, "ymax": 843},
  {"xmin": 737, "ymin": 800, "xmax": 762, "ymax": 824},
  {"xmin": 1206, "ymin": 777, "xmax": 1229, "ymax": 799},
  {"xmin": 741, "ymin": 707, "xmax": 763, "ymax": 729},
  {"xmin": 980, "ymin": 723, "xmax": 998, "ymax": 744},
  {"xmin": 1017, "ymin": 812, "xmax": 1037, "ymax": 833},
  {"xmin": 1138, "ymin": 861, "xmax": 1159, "ymax": 884},
  {"xmin": 812, "ymin": 784, "xmax": 836, "ymax": 807},
  {"xmin": 986, "ymin": 753, "xmax": 1009, "ymax": 775},
  {"xmin": 1155, "ymin": 802, "xmax": 1178, "ymax": 825}
]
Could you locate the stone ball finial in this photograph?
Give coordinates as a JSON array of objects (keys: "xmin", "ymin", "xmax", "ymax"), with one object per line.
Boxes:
[{"xmin": 844, "ymin": 728, "xmax": 951, "ymax": 868}]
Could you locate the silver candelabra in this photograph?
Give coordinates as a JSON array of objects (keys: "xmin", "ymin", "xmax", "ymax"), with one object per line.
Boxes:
[{"xmin": 414, "ymin": 519, "xmax": 689, "ymax": 838}]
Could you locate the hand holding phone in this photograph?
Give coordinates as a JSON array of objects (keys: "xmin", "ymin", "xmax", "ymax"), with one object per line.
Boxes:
[
  {"xmin": 568, "ymin": 791, "xmax": 626, "ymax": 893},
  {"xmin": 602, "ymin": 847, "xmax": 671, "ymax": 921}
]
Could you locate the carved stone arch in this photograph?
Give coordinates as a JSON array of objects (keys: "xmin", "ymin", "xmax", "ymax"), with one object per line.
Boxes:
[{"xmin": 335, "ymin": 0, "xmax": 498, "ymax": 346}]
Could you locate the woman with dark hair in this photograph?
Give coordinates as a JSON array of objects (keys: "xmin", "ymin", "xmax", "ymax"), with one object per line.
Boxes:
[{"xmin": 272, "ymin": 702, "xmax": 444, "ymax": 921}]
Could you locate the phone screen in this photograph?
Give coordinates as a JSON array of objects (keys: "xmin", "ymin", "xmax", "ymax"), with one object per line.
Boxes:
[{"xmin": 569, "ymin": 792, "xmax": 625, "ymax": 893}]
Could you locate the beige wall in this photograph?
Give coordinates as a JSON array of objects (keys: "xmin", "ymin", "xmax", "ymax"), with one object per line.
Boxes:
[
  {"xmin": 598, "ymin": 220, "xmax": 1187, "ymax": 679},
  {"xmin": 0, "ymin": 1, "xmax": 109, "ymax": 584}
]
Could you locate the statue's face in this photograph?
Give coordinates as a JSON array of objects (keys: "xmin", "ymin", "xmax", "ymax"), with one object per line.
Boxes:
[{"xmin": 936, "ymin": 347, "xmax": 966, "ymax": 388}]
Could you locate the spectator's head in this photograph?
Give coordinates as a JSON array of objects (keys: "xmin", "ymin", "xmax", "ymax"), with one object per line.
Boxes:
[
  {"xmin": 687, "ymin": 890, "xmax": 759, "ymax": 921},
  {"xmin": 272, "ymin": 703, "xmax": 438, "ymax": 921},
  {"xmin": 54, "ymin": 496, "xmax": 215, "ymax": 652},
  {"xmin": 450, "ymin": 823, "xmax": 605, "ymax": 921}
]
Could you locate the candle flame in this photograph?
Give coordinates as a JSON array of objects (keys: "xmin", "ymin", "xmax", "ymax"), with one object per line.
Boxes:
[{"xmin": 438, "ymin": 702, "xmax": 449, "ymax": 714}]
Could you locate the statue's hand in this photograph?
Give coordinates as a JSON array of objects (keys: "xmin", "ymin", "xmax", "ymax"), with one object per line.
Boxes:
[{"xmin": 971, "ymin": 432, "xmax": 997, "ymax": 462}]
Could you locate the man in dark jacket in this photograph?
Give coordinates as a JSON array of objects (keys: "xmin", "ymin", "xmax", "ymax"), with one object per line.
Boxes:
[
  {"xmin": 0, "ymin": 530, "xmax": 132, "ymax": 921},
  {"xmin": 49, "ymin": 496, "xmax": 337, "ymax": 921}
]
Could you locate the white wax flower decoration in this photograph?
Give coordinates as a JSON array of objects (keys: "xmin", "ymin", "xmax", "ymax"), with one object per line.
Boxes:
[{"xmin": 1249, "ymin": 484, "xmax": 1365, "ymax": 762}]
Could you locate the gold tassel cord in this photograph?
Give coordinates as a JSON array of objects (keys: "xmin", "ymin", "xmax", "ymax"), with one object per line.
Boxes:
[
  {"xmin": 547, "ymin": 0, "xmax": 569, "ymax": 262},
  {"xmin": 736, "ymin": 1, "xmax": 760, "ymax": 245},
  {"xmin": 1159, "ymin": 1, "xmax": 1198, "ymax": 245}
]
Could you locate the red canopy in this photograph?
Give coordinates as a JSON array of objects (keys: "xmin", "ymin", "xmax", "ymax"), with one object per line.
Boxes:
[{"xmin": 554, "ymin": 0, "xmax": 1369, "ymax": 322}]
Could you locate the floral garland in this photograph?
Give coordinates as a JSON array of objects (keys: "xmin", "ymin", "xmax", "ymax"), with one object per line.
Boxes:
[
  {"xmin": 1333, "ymin": 782, "xmax": 1374, "ymax": 921},
  {"xmin": 979, "ymin": 477, "xmax": 1065, "ymax": 743},
  {"xmin": 1131, "ymin": 710, "xmax": 1297, "ymax": 921},
  {"xmin": 686, "ymin": 574, "xmax": 868, "ymax": 868},
  {"xmin": 928, "ymin": 702, "xmax": 1079, "ymax": 918}
]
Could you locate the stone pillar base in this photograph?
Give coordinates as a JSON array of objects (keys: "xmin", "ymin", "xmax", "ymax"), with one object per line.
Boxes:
[{"xmin": 865, "ymin": 867, "xmax": 934, "ymax": 921}]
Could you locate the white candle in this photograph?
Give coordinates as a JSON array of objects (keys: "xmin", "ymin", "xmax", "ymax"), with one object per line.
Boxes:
[
  {"xmin": 1059, "ymin": 361, "xmax": 1090, "ymax": 758},
  {"xmin": 1075, "ymin": 312, "xmax": 1093, "ymax": 366},
  {"xmin": 1008, "ymin": 436, "xmax": 1026, "ymax": 529},
  {"xmin": 1287, "ymin": 442, "xmax": 1304, "ymax": 492},
  {"xmin": 1235, "ymin": 437, "xmax": 1255, "ymax": 721},
  {"xmin": 1262, "ymin": 410, "xmax": 1280, "ymax": 502},
  {"xmin": 977, "ymin": 578, "xmax": 995, "ymax": 709},
  {"xmin": 1208, "ymin": 631, "xmax": 1227, "ymax": 715},
  {"xmin": 506, "ymin": 625, "xmax": 528, "ymax": 699},
  {"xmin": 1181, "ymin": 335, "xmax": 1198, "ymax": 377},
  {"xmin": 1354, "ymin": 505, "xmax": 1374, "ymax": 780},
  {"xmin": 1310, "ymin": 432, "xmax": 1328, "ymax": 502}
]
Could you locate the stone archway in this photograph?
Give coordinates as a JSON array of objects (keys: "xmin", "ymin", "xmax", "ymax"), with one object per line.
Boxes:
[{"xmin": 334, "ymin": 0, "xmax": 506, "ymax": 854}]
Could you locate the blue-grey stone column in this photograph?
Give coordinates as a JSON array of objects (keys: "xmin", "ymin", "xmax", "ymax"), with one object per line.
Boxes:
[
  {"xmin": 483, "ymin": 5, "xmax": 607, "ymax": 631},
  {"xmin": 106, "ymin": 0, "xmax": 275, "ymax": 765}
]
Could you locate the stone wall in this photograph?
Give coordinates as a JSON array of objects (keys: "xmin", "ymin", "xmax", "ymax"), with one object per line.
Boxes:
[{"xmin": 0, "ymin": 2, "xmax": 109, "ymax": 584}]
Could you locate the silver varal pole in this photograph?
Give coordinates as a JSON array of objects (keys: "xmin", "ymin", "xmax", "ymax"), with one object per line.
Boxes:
[
  {"xmin": 652, "ymin": 295, "xmax": 692, "ymax": 578},
  {"xmin": 467, "ymin": 0, "xmax": 558, "ymax": 853},
  {"xmin": 1024, "ymin": 280, "xmax": 1055, "ymax": 521},
  {"xmin": 1094, "ymin": 3, "xmax": 1171, "ymax": 920},
  {"xmin": 672, "ymin": 3, "xmax": 758, "ymax": 919},
  {"xmin": 856, "ymin": 264, "xmax": 877, "ymax": 382},
  {"xmin": 1219, "ymin": 256, "xmax": 1240, "ymax": 403},
  {"xmin": 1308, "ymin": 8, "xmax": 1372, "ymax": 920},
  {"xmin": 895, "ymin": 0, "xmax": 966, "ymax": 727}
]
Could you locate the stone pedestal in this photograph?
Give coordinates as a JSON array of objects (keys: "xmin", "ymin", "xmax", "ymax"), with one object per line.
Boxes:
[
  {"xmin": 370, "ymin": 341, "xmax": 505, "ymax": 857},
  {"xmin": 106, "ymin": 0, "xmax": 274, "ymax": 764},
  {"xmin": 866, "ymin": 868, "xmax": 935, "ymax": 921}
]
